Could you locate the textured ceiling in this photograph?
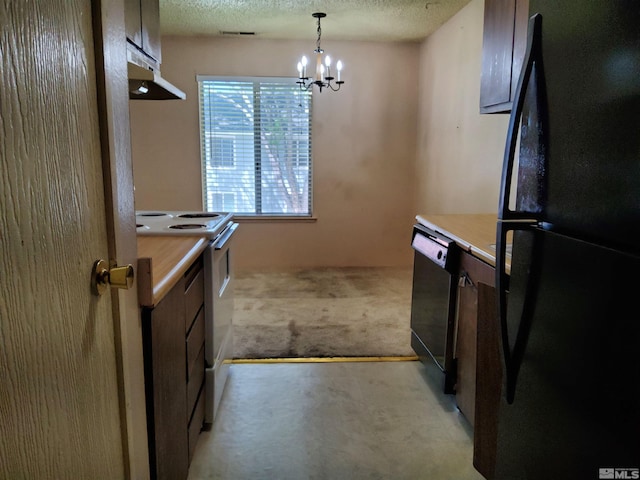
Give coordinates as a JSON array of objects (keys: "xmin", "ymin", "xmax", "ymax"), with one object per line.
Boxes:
[{"xmin": 159, "ymin": 0, "xmax": 472, "ymax": 42}]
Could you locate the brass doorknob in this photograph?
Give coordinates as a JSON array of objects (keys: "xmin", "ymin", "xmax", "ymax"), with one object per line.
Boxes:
[{"xmin": 92, "ymin": 259, "xmax": 134, "ymax": 296}]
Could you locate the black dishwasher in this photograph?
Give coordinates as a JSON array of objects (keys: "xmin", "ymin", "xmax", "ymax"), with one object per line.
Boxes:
[{"xmin": 410, "ymin": 224, "xmax": 459, "ymax": 393}]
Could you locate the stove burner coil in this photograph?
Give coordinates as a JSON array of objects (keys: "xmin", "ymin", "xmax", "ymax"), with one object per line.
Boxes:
[
  {"xmin": 178, "ymin": 213, "xmax": 221, "ymax": 219},
  {"xmin": 169, "ymin": 224, "xmax": 206, "ymax": 230},
  {"xmin": 138, "ymin": 212, "xmax": 169, "ymax": 217}
]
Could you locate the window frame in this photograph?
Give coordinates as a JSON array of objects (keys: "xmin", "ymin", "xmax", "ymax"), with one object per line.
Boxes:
[{"xmin": 197, "ymin": 75, "xmax": 314, "ymax": 219}]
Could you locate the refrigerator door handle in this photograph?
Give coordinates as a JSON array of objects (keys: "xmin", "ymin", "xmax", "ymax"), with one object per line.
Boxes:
[
  {"xmin": 498, "ymin": 13, "xmax": 545, "ymax": 221},
  {"xmin": 496, "ymin": 220, "xmax": 541, "ymax": 404},
  {"xmin": 496, "ymin": 221, "xmax": 515, "ymax": 401}
]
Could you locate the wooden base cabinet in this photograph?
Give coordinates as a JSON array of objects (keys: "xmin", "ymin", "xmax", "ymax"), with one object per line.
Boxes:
[
  {"xmin": 454, "ymin": 251, "xmax": 503, "ymax": 479},
  {"xmin": 142, "ymin": 256, "xmax": 205, "ymax": 480},
  {"xmin": 454, "ymin": 252, "xmax": 495, "ymax": 426},
  {"xmin": 473, "ymin": 282, "xmax": 502, "ymax": 479}
]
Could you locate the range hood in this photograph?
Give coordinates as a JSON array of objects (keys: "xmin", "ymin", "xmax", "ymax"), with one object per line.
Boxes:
[{"xmin": 127, "ymin": 49, "xmax": 185, "ymax": 100}]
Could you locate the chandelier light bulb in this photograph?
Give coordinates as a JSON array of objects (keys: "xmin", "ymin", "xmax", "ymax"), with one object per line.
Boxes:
[
  {"xmin": 300, "ymin": 55, "xmax": 308, "ymax": 78},
  {"xmin": 324, "ymin": 55, "xmax": 332, "ymax": 79}
]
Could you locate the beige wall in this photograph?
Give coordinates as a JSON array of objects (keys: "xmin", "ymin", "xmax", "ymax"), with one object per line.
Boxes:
[
  {"xmin": 130, "ymin": 37, "xmax": 419, "ymax": 268},
  {"xmin": 415, "ymin": 0, "xmax": 510, "ymax": 215},
  {"xmin": 130, "ymin": 0, "xmax": 512, "ymax": 268}
]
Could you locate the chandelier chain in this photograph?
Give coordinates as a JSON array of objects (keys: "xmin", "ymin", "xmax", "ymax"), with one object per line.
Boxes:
[{"xmin": 316, "ymin": 16, "xmax": 322, "ymax": 52}]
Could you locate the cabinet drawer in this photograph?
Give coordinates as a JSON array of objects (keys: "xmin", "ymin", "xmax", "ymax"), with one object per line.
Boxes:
[
  {"xmin": 188, "ymin": 384, "xmax": 205, "ymax": 464},
  {"xmin": 184, "ymin": 265, "xmax": 204, "ymax": 333},
  {"xmin": 187, "ymin": 345, "xmax": 205, "ymax": 419},
  {"xmin": 186, "ymin": 308, "xmax": 205, "ymax": 381}
]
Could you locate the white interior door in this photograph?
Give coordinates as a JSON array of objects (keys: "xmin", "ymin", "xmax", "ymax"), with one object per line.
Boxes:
[{"xmin": 1, "ymin": 1, "xmax": 130, "ymax": 477}]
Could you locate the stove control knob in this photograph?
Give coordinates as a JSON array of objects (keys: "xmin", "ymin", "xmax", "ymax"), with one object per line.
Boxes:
[{"xmin": 91, "ymin": 260, "xmax": 134, "ymax": 296}]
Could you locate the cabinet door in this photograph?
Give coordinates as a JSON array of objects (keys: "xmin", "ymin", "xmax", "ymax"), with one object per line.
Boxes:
[
  {"xmin": 455, "ymin": 252, "xmax": 495, "ymax": 425},
  {"xmin": 125, "ymin": 0, "xmax": 142, "ymax": 47},
  {"xmin": 141, "ymin": 0, "xmax": 161, "ymax": 63},
  {"xmin": 480, "ymin": 0, "xmax": 529, "ymax": 113},
  {"xmin": 473, "ymin": 282, "xmax": 501, "ymax": 479},
  {"xmin": 145, "ymin": 278, "xmax": 189, "ymax": 480},
  {"xmin": 510, "ymin": 0, "xmax": 529, "ymax": 109}
]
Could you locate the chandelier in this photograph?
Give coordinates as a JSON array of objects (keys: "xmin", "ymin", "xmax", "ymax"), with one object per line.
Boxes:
[{"xmin": 296, "ymin": 13, "xmax": 344, "ymax": 93}]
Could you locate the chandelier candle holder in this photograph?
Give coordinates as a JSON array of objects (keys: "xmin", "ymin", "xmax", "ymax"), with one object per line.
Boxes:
[{"xmin": 296, "ymin": 12, "xmax": 344, "ymax": 92}]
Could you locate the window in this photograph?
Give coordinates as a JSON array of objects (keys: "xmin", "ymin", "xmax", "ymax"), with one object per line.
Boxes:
[{"xmin": 198, "ymin": 77, "xmax": 312, "ymax": 216}]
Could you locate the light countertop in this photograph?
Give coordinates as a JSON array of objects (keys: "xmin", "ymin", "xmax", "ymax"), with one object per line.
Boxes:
[
  {"xmin": 137, "ymin": 235, "xmax": 209, "ymax": 307},
  {"xmin": 415, "ymin": 213, "xmax": 510, "ymax": 271}
]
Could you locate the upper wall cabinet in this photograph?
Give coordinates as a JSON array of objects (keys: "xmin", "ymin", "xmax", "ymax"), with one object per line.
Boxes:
[
  {"xmin": 479, "ymin": 0, "xmax": 529, "ymax": 114},
  {"xmin": 125, "ymin": 0, "xmax": 185, "ymax": 99},
  {"xmin": 125, "ymin": 0, "xmax": 161, "ymax": 68}
]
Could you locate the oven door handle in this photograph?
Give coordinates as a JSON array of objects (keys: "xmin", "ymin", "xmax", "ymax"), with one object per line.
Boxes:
[{"xmin": 214, "ymin": 223, "xmax": 238, "ymax": 250}]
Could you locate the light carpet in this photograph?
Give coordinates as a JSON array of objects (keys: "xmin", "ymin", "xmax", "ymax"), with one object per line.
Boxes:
[{"xmin": 232, "ymin": 267, "xmax": 415, "ymax": 358}]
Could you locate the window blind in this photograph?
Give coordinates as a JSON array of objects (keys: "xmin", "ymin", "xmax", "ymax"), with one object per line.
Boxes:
[{"xmin": 198, "ymin": 77, "xmax": 313, "ymax": 216}]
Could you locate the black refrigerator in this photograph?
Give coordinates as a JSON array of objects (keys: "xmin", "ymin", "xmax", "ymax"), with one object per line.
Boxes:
[{"xmin": 492, "ymin": 2, "xmax": 640, "ymax": 479}]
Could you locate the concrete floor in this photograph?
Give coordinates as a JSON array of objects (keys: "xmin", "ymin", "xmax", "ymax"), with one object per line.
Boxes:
[{"xmin": 188, "ymin": 360, "xmax": 485, "ymax": 480}]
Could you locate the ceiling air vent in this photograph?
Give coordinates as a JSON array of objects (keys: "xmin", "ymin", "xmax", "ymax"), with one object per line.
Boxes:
[{"xmin": 220, "ymin": 31, "xmax": 256, "ymax": 36}]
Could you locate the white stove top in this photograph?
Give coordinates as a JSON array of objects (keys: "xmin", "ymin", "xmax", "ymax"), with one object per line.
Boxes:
[{"xmin": 136, "ymin": 211, "xmax": 234, "ymax": 238}]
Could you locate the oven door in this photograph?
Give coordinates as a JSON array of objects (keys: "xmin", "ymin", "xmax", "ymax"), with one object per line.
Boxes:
[
  {"xmin": 204, "ymin": 222, "xmax": 238, "ymax": 423},
  {"xmin": 206, "ymin": 222, "xmax": 237, "ymax": 366}
]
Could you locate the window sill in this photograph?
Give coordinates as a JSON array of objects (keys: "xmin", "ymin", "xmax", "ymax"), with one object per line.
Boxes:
[{"xmin": 233, "ymin": 215, "xmax": 318, "ymax": 223}]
